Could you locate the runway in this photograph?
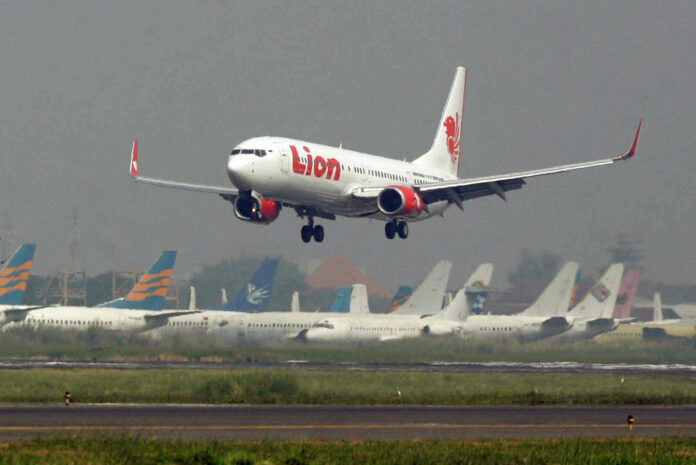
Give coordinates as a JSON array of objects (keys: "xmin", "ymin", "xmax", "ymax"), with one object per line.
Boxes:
[
  {"xmin": 0, "ymin": 405, "xmax": 694, "ymax": 441},
  {"xmin": 2, "ymin": 360, "xmax": 696, "ymax": 376}
]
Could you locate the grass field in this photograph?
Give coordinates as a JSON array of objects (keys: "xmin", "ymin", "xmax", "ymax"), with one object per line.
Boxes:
[
  {"xmin": 2, "ymin": 436, "xmax": 695, "ymax": 464},
  {"xmin": 1, "ymin": 326, "xmax": 695, "ymax": 365},
  {"xmin": 1, "ymin": 368, "xmax": 695, "ymax": 405}
]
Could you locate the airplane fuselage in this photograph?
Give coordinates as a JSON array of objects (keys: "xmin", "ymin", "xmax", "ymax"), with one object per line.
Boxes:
[{"xmin": 227, "ymin": 137, "xmax": 452, "ymax": 220}]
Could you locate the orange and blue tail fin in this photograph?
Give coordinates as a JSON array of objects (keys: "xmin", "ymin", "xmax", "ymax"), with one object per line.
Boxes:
[
  {"xmin": 98, "ymin": 250, "xmax": 177, "ymax": 310},
  {"xmin": 214, "ymin": 258, "xmax": 279, "ymax": 311},
  {"xmin": 0, "ymin": 243, "xmax": 36, "ymax": 306},
  {"xmin": 387, "ymin": 286, "xmax": 413, "ymax": 313}
]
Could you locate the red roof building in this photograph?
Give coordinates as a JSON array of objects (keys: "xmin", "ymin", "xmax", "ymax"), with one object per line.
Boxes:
[{"xmin": 307, "ymin": 252, "xmax": 392, "ymax": 298}]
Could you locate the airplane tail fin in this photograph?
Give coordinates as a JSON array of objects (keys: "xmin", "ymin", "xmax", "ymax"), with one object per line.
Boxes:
[
  {"xmin": 0, "ymin": 243, "xmax": 37, "ymax": 306},
  {"xmin": 387, "ymin": 286, "xmax": 413, "ymax": 313},
  {"xmin": 568, "ymin": 269, "xmax": 582, "ymax": 309},
  {"xmin": 189, "ymin": 287, "xmax": 197, "ymax": 311},
  {"xmin": 653, "ymin": 292, "xmax": 663, "ymax": 322},
  {"xmin": 215, "ymin": 258, "xmax": 280, "ymax": 311},
  {"xmin": 329, "ymin": 286, "xmax": 352, "ymax": 313},
  {"xmin": 431, "ymin": 263, "xmax": 494, "ymax": 321},
  {"xmin": 291, "ymin": 291, "xmax": 301, "ymax": 313},
  {"xmin": 412, "ymin": 67, "xmax": 466, "ymax": 176},
  {"xmin": 612, "ymin": 270, "xmax": 640, "ymax": 319},
  {"xmin": 99, "ymin": 250, "xmax": 177, "ymax": 310},
  {"xmin": 569, "ymin": 264, "xmax": 624, "ymax": 319},
  {"xmin": 349, "ymin": 284, "xmax": 370, "ymax": 314},
  {"xmin": 521, "ymin": 262, "xmax": 580, "ymax": 317},
  {"xmin": 391, "ymin": 260, "xmax": 453, "ymax": 315},
  {"xmin": 220, "ymin": 289, "xmax": 228, "ymax": 305}
]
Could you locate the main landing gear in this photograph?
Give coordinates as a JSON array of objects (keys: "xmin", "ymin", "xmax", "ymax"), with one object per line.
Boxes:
[
  {"xmin": 301, "ymin": 217, "xmax": 324, "ymax": 243},
  {"xmin": 385, "ymin": 220, "xmax": 409, "ymax": 240}
]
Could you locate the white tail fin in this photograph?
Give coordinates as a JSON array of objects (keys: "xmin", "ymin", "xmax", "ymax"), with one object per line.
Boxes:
[
  {"xmin": 521, "ymin": 262, "xmax": 580, "ymax": 317},
  {"xmin": 391, "ymin": 260, "xmax": 453, "ymax": 315},
  {"xmin": 189, "ymin": 287, "xmax": 197, "ymax": 311},
  {"xmin": 291, "ymin": 291, "xmax": 301, "ymax": 313},
  {"xmin": 349, "ymin": 284, "xmax": 370, "ymax": 314},
  {"xmin": 413, "ymin": 67, "xmax": 466, "ymax": 176},
  {"xmin": 569, "ymin": 264, "xmax": 624, "ymax": 319},
  {"xmin": 432, "ymin": 263, "xmax": 494, "ymax": 321},
  {"xmin": 653, "ymin": 292, "xmax": 663, "ymax": 322},
  {"xmin": 220, "ymin": 288, "xmax": 228, "ymax": 305}
]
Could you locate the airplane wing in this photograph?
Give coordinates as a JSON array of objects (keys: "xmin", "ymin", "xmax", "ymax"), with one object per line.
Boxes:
[
  {"xmin": 142, "ymin": 310, "xmax": 201, "ymax": 331},
  {"xmin": 417, "ymin": 119, "xmax": 642, "ymax": 206},
  {"xmin": 352, "ymin": 120, "xmax": 642, "ymax": 207},
  {"xmin": 129, "ymin": 140, "xmax": 239, "ymax": 197}
]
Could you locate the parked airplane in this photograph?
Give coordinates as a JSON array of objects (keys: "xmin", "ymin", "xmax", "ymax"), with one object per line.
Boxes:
[
  {"xmin": 548, "ymin": 263, "xmax": 625, "ymax": 341},
  {"xmin": 0, "ymin": 244, "xmax": 40, "ymax": 324},
  {"xmin": 455, "ymin": 262, "xmax": 580, "ymax": 341},
  {"xmin": 129, "ymin": 67, "xmax": 642, "ymax": 243},
  {"xmin": 300, "ymin": 263, "xmax": 493, "ymax": 343},
  {"xmin": 148, "ymin": 283, "xmax": 371, "ymax": 343},
  {"xmin": 596, "ymin": 292, "xmax": 696, "ymax": 341},
  {"xmin": 8, "ymin": 251, "xmax": 187, "ymax": 331}
]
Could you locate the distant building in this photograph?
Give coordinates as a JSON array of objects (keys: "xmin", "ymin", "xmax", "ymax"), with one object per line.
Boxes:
[{"xmin": 307, "ymin": 252, "xmax": 392, "ymax": 298}]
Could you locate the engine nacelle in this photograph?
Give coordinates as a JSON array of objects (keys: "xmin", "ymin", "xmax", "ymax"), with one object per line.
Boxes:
[
  {"xmin": 421, "ymin": 322, "xmax": 458, "ymax": 337},
  {"xmin": 377, "ymin": 186, "xmax": 424, "ymax": 218},
  {"xmin": 233, "ymin": 192, "xmax": 280, "ymax": 224}
]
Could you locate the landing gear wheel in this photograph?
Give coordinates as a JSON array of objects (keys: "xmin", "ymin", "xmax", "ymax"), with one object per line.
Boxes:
[
  {"xmin": 301, "ymin": 225, "xmax": 312, "ymax": 243},
  {"xmin": 397, "ymin": 221, "xmax": 409, "ymax": 239},
  {"xmin": 385, "ymin": 221, "xmax": 396, "ymax": 239},
  {"xmin": 313, "ymin": 225, "xmax": 325, "ymax": 243}
]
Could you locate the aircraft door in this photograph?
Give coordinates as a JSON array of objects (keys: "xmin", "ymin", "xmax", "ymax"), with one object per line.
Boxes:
[{"xmin": 278, "ymin": 144, "xmax": 289, "ymax": 173}]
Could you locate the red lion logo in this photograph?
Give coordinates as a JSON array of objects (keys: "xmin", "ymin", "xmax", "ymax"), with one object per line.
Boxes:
[{"xmin": 443, "ymin": 113, "xmax": 460, "ymax": 164}]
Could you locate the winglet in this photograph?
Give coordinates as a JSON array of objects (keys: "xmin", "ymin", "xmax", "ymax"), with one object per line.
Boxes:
[
  {"xmin": 130, "ymin": 139, "xmax": 139, "ymax": 177},
  {"xmin": 614, "ymin": 119, "xmax": 642, "ymax": 161}
]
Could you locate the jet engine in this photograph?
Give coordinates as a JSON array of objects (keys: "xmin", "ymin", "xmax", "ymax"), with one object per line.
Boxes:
[
  {"xmin": 233, "ymin": 191, "xmax": 280, "ymax": 224},
  {"xmin": 421, "ymin": 322, "xmax": 458, "ymax": 337},
  {"xmin": 377, "ymin": 186, "xmax": 424, "ymax": 217}
]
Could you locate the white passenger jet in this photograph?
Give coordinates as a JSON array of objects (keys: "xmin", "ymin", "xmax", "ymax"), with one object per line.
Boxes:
[{"xmin": 129, "ymin": 67, "xmax": 642, "ymax": 243}]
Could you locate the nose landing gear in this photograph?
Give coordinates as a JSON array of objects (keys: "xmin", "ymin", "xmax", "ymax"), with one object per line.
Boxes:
[
  {"xmin": 301, "ymin": 217, "xmax": 324, "ymax": 243},
  {"xmin": 385, "ymin": 220, "xmax": 409, "ymax": 239}
]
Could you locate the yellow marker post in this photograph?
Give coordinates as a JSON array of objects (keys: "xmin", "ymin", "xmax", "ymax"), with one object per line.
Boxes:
[
  {"xmin": 627, "ymin": 414, "xmax": 635, "ymax": 430},
  {"xmin": 64, "ymin": 392, "xmax": 72, "ymax": 407}
]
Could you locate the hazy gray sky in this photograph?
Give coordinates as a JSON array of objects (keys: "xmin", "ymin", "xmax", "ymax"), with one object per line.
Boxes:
[{"xmin": 1, "ymin": 1, "xmax": 694, "ymax": 291}]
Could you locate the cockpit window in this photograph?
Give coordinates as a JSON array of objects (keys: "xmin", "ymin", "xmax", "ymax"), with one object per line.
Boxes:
[{"xmin": 231, "ymin": 149, "xmax": 267, "ymax": 157}]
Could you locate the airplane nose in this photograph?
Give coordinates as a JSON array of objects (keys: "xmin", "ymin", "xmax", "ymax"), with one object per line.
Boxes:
[{"xmin": 227, "ymin": 156, "xmax": 253, "ymax": 190}]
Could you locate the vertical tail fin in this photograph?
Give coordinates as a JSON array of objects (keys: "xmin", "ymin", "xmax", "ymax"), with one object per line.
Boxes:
[
  {"xmin": 567, "ymin": 269, "xmax": 582, "ymax": 310},
  {"xmin": 521, "ymin": 262, "xmax": 580, "ymax": 317},
  {"xmin": 99, "ymin": 250, "xmax": 177, "ymax": 310},
  {"xmin": 391, "ymin": 260, "xmax": 453, "ymax": 315},
  {"xmin": 653, "ymin": 292, "xmax": 663, "ymax": 322},
  {"xmin": 329, "ymin": 286, "xmax": 352, "ymax": 313},
  {"xmin": 387, "ymin": 286, "xmax": 413, "ymax": 313},
  {"xmin": 220, "ymin": 288, "xmax": 228, "ymax": 305},
  {"xmin": 612, "ymin": 270, "xmax": 640, "ymax": 319},
  {"xmin": 569, "ymin": 264, "xmax": 624, "ymax": 319},
  {"xmin": 0, "ymin": 243, "xmax": 37, "ymax": 305},
  {"xmin": 412, "ymin": 67, "xmax": 466, "ymax": 176},
  {"xmin": 291, "ymin": 291, "xmax": 301, "ymax": 313},
  {"xmin": 188, "ymin": 287, "xmax": 197, "ymax": 311},
  {"xmin": 431, "ymin": 263, "xmax": 494, "ymax": 321},
  {"xmin": 215, "ymin": 258, "xmax": 280, "ymax": 311},
  {"xmin": 349, "ymin": 284, "xmax": 370, "ymax": 314}
]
